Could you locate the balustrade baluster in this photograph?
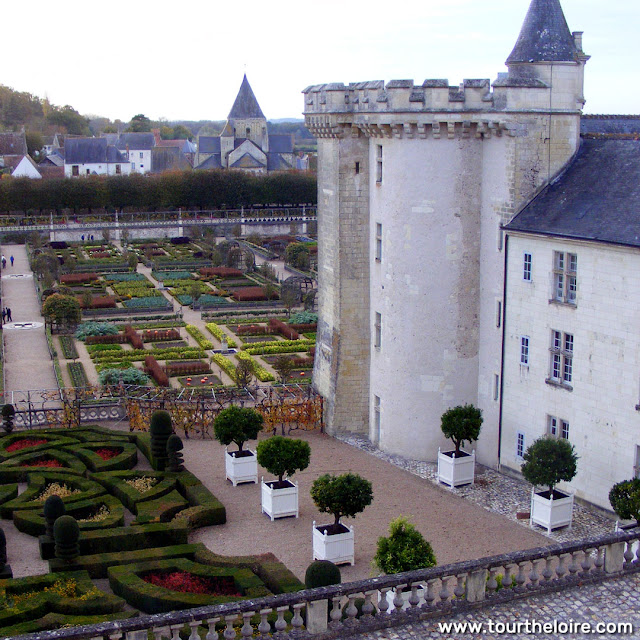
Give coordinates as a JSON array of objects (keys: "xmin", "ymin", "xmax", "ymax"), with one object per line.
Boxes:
[
  {"xmin": 330, "ymin": 597, "xmax": 342, "ymax": 626},
  {"xmin": 108, "ymin": 633, "xmax": 123, "ymax": 640},
  {"xmin": 345, "ymin": 594, "xmax": 359, "ymax": 621},
  {"xmin": 392, "ymin": 586, "xmax": 404, "ymax": 611},
  {"xmin": 291, "ymin": 603, "xmax": 305, "ymax": 634},
  {"xmin": 581, "ymin": 549, "xmax": 593, "ymax": 573},
  {"xmin": 188, "ymin": 621, "xmax": 201, "ymax": 640},
  {"xmin": 454, "ymin": 574, "xmax": 466, "ymax": 600},
  {"xmin": 502, "ymin": 564, "xmax": 515, "ymax": 591},
  {"xmin": 569, "ymin": 551, "xmax": 581, "ymax": 577},
  {"xmin": 528, "ymin": 559, "xmax": 542, "ymax": 589},
  {"xmin": 515, "ymin": 562, "xmax": 527, "ymax": 591},
  {"xmin": 362, "ymin": 590, "xmax": 376, "ymax": 617},
  {"xmin": 153, "ymin": 627, "xmax": 169, "ymax": 640},
  {"xmin": 408, "ymin": 582, "xmax": 421, "ymax": 608},
  {"xmin": 205, "ymin": 618, "xmax": 221, "ymax": 640},
  {"xmin": 425, "ymin": 579, "xmax": 438, "ymax": 607},
  {"xmin": 556, "ymin": 553, "xmax": 569, "ymax": 579},
  {"xmin": 378, "ymin": 588, "xmax": 390, "ymax": 614},
  {"xmin": 636, "ymin": 542, "xmax": 640, "ymax": 564},
  {"xmin": 257, "ymin": 610, "xmax": 272, "ymax": 639},
  {"xmin": 439, "ymin": 577, "xmax": 451, "ymax": 606},
  {"xmin": 241, "ymin": 611, "xmax": 255, "ymax": 638},
  {"xmin": 486, "ymin": 568, "xmax": 499, "ymax": 594},
  {"xmin": 170, "ymin": 625, "xmax": 182, "ymax": 640},
  {"xmin": 223, "ymin": 615, "xmax": 238, "ymax": 640},
  {"xmin": 624, "ymin": 542, "xmax": 635, "ymax": 565},
  {"xmin": 594, "ymin": 547, "xmax": 605, "ymax": 572},
  {"xmin": 274, "ymin": 606, "xmax": 289, "ymax": 635}
]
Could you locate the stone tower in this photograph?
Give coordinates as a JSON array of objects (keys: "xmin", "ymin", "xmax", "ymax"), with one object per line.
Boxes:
[{"xmin": 303, "ymin": 0, "xmax": 589, "ymax": 465}]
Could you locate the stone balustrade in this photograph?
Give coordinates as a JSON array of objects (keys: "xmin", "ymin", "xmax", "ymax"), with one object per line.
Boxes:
[{"xmin": 11, "ymin": 528, "xmax": 640, "ymax": 640}]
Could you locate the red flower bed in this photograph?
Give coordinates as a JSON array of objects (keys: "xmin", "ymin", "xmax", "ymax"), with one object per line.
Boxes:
[
  {"xmin": 6, "ymin": 438, "xmax": 48, "ymax": 453},
  {"xmin": 142, "ymin": 571, "xmax": 241, "ymax": 596},
  {"xmin": 60, "ymin": 273, "xmax": 99, "ymax": 284},
  {"xmin": 89, "ymin": 251, "xmax": 110, "ymax": 259},
  {"xmin": 95, "ymin": 448, "xmax": 121, "ymax": 460},
  {"xmin": 232, "ymin": 287, "xmax": 279, "ymax": 302},
  {"xmin": 20, "ymin": 458, "xmax": 64, "ymax": 468},
  {"xmin": 144, "ymin": 355, "xmax": 169, "ymax": 387},
  {"xmin": 199, "ymin": 267, "xmax": 243, "ymax": 278},
  {"xmin": 269, "ymin": 318, "xmax": 299, "ymax": 340}
]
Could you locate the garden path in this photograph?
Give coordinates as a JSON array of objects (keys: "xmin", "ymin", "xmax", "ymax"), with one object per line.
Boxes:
[{"xmin": 0, "ymin": 244, "xmax": 58, "ymax": 396}]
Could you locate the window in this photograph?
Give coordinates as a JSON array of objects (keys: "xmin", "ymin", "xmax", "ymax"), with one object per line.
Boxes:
[
  {"xmin": 86, "ymin": 169, "xmax": 90, "ymax": 175},
  {"xmin": 553, "ymin": 251, "xmax": 577, "ymax": 304},
  {"xmin": 496, "ymin": 300, "xmax": 502, "ymax": 328},
  {"xmin": 516, "ymin": 432, "xmax": 525, "ymax": 459},
  {"xmin": 374, "ymin": 312, "xmax": 382, "ymax": 348},
  {"xmin": 375, "ymin": 223, "xmax": 382, "ymax": 262},
  {"xmin": 72, "ymin": 165, "xmax": 79, "ymax": 176},
  {"xmin": 376, "ymin": 145, "xmax": 382, "ymax": 183},
  {"xmin": 115, "ymin": 164, "xmax": 121, "ymax": 175},
  {"xmin": 246, "ymin": 128, "xmax": 251, "ymax": 138},
  {"xmin": 355, "ymin": 161, "xmax": 360, "ymax": 175},
  {"xmin": 548, "ymin": 415, "xmax": 570, "ymax": 440},
  {"xmin": 139, "ymin": 152, "xmax": 143, "ymax": 159},
  {"xmin": 493, "ymin": 374, "xmax": 500, "ymax": 401},
  {"xmin": 523, "ymin": 253, "xmax": 532, "ymax": 281},
  {"xmin": 520, "ymin": 336, "xmax": 530, "ymax": 366},
  {"xmin": 373, "ymin": 395, "xmax": 381, "ymax": 444},
  {"xmin": 548, "ymin": 330, "xmax": 573, "ymax": 386}
]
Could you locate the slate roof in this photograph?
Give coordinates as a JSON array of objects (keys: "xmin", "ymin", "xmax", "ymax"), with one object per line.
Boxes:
[
  {"xmin": 0, "ymin": 132, "xmax": 27, "ymax": 156},
  {"xmin": 116, "ymin": 133, "xmax": 155, "ymax": 151},
  {"xmin": 198, "ymin": 137, "xmax": 221, "ymax": 154},
  {"xmin": 231, "ymin": 153, "xmax": 265, "ymax": 169},
  {"xmin": 267, "ymin": 153, "xmax": 293, "ymax": 172},
  {"xmin": 195, "ymin": 155, "xmax": 222, "ymax": 170},
  {"xmin": 581, "ymin": 115, "xmax": 640, "ymax": 136},
  {"xmin": 268, "ymin": 134, "xmax": 294, "ymax": 154},
  {"xmin": 228, "ymin": 75, "xmax": 265, "ymax": 120},
  {"xmin": 65, "ymin": 138, "xmax": 128, "ymax": 164},
  {"xmin": 506, "ymin": 0, "xmax": 578, "ymax": 64},
  {"xmin": 505, "ymin": 138, "xmax": 640, "ymax": 248}
]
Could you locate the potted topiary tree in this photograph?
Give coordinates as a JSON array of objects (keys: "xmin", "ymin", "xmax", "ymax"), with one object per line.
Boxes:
[
  {"xmin": 373, "ymin": 516, "xmax": 436, "ymax": 611},
  {"xmin": 438, "ymin": 404, "xmax": 482, "ymax": 487},
  {"xmin": 310, "ymin": 472, "xmax": 373, "ymax": 565},
  {"xmin": 213, "ymin": 405, "xmax": 264, "ymax": 486},
  {"xmin": 256, "ymin": 436, "xmax": 311, "ymax": 520},
  {"xmin": 609, "ymin": 478, "xmax": 640, "ymax": 527},
  {"xmin": 521, "ymin": 437, "xmax": 578, "ymax": 533}
]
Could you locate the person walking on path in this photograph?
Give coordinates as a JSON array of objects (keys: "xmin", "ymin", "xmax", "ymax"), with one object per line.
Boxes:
[
  {"xmin": 1, "ymin": 256, "xmax": 5, "ymax": 269},
  {"xmin": 6, "ymin": 308, "xmax": 12, "ymax": 322},
  {"xmin": 1, "ymin": 308, "xmax": 5, "ymax": 324},
  {"xmin": 10, "ymin": 256, "xmax": 14, "ymax": 267}
]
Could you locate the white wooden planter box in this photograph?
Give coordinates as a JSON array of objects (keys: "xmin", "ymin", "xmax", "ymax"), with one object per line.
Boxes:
[
  {"xmin": 312, "ymin": 521, "xmax": 355, "ymax": 565},
  {"xmin": 261, "ymin": 478, "xmax": 299, "ymax": 520},
  {"xmin": 225, "ymin": 448, "xmax": 258, "ymax": 486},
  {"xmin": 437, "ymin": 448, "xmax": 475, "ymax": 488},
  {"xmin": 530, "ymin": 489, "xmax": 574, "ymax": 534}
]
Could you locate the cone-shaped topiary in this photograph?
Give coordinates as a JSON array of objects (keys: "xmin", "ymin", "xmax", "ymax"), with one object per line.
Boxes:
[
  {"xmin": 166, "ymin": 434, "xmax": 185, "ymax": 472},
  {"xmin": 373, "ymin": 516, "xmax": 436, "ymax": 574},
  {"xmin": 53, "ymin": 515, "xmax": 80, "ymax": 562},
  {"xmin": 305, "ymin": 560, "xmax": 341, "ymax": 588},
  {"xmin": 43, "ymin": 495, "xmax": 66, "ymax": 539},
  {"xmin": 150, "ymin": 410, "xmax": 173, "ymax": 471},
  {"xmin": 1, "ymin": 404, "xmax": 15, "ymax": 434}
]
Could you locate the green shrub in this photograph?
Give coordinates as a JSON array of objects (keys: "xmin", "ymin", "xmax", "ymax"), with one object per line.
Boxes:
[
  {"xmin": 373, "ymin": 516, "xmax": 436, "ymax": 574},
  {"xmin": 166, "ymin": 435, "xmax": 184, "ymax": 472},
  {"xmin": 256, "ymin": 436, "xmax": 310, "ymax": 483},
  {"xmin": 310, "ymin": 473, "xmax": 373, "ymax": 528},
  {"xmin": 185, "ymin": 325, "xmax": 213, "ymax": 349},
  {"xmin": 609, "ymin": 478, "xmax": 640, "ymax": 524},
  {"xmin": 304, "ymin": 560, "xmax": 341, "ymax": 588},
  {"xmin": 75, "ymin": 322, "xmax": 118, "ymax": 340},
  {"xmin": 1, "ymin": 404, "xmax": 15, "ymax": 434},
  {"xmin": 521, "ymin": 437, "xmax": 578, "ymax": 493},
  {"xmin": 236, "ymin": 351, "xmax": 274, "ymax": 382},
  {"xmin": 211, "ymin": 353, "xmax": 237, "ymax": 382},
  {"xmin": 43, "ymin": 495, "xmax": 66, "ymax": 538},
  {"xmin": 98, "ymin": 367, "xmax": 150, "ymax": 386},
  {"xmin": 150, "ymin": 411, "xmax": 173, "ymax": 471},
  {"xmin": 289, "ymin": 311, "xmax": 318, "ymax": 325},
  {"xmin": 213, "ymin": 406, "xmax": 263, "ymax": 452},
  {"xmin": 440, "ymin": 404, "xmax": 483, "ymax": 455},
  {"xmin": 54, "ymin": 515, "xmax": 80, "ymax": 561}
]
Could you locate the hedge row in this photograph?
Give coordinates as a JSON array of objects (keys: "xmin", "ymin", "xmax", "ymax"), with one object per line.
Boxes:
[
  {"xmin": 144, "ymin": 355, "xmax": 169, "ymax": 387},
  {"xmin": 60, "ymin": 273, "xmax": 99, "ymax": 284},
  {"xmin": 205, "ymin": 322, "xmax": 237, "ymax": 348},
  {"xmin": 236, "ymin": 351, "xmax": 274, "ymax": 382},
  {"xmin": 124, "ymin": 324, "xmax": 144, "ymax": 349},
  {"xmin": 211, "ymin": 353, "xmax": 237, "ymax": 382},
  {"xmin": 67, "ymin": 362, "xmax": 89, "ymax": 388},
  {"xmin": 165, "ymin": 361, "xmax": 210, "ymax": 377},
  {"xmin": 185, "ymin": 324, "xmax": 213, "ymax": 350},
  {"xmin": 269, "ymin": 318, "xmax": 299, "ymax": 340}
]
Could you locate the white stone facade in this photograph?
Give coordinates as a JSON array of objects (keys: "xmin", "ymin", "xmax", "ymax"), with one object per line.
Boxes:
[
  {"xmin": 501, "ymin": 234, "xmax": 640, "ymax": 510},
  {"xmin": 126, "ymin": 149, "xmax": 152, "ymax": 174},
  {"xmin": 64, "ymin": 162, "xmax": 131, "ymax": 178}
]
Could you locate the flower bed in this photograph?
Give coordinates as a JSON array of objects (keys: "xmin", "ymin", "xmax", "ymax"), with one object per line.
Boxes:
[
  {"xmin": 20, "ymin": 457, "xmax": 64, "ymax": 468},
  {"xmin": 199, "ymin": 267, "xmax": 243, "ymax": 278},
  {"xmin": 211, "ymin": 354, "xmax": 237, "ymax": 382},
  {"xmin": 59, "ymin": 336, "xmax": 79, "ymax": 359},
  {"xmin": 60, "ymin": 273, "xmax": 99, "ymax": 285},
  {"xmin": 153, "ymin": 271, "xmax": 193, "ymax": 281},
  {"xmin": 231, "ymin": 287, "xmax": 278, "ymax": 302},
  {"xmin": 178, "ymin": 375, "xmax": 222, "ymax": 388},
  {"xmin": 105, "ymin": 273, "xmax": 149, "ymax": 282},
  {"xmin": 5, "ymin": 439, "xmax": 48, "ymax": 453},
  {"xmin": 142, "ymin": 328, "xmax": 180, "ymax": 342},
  {"xmin": 152, "ymin": 340, "xmax": 187, "ymax": 349},
  {"xmin": 165, "ymin": 361, "xmax": 211, "ymax": 377},
  {"xmin": 123, "ymin": 297, "xmax": 172, "ymax": 309},
  {"xmin": 185, "ymin": 325, "xmax": 213, "ymax": 349},
  {"xmin": 67, "ymin": 362, "xmax": 89, "ymax": 388},
  {"xmin": 142, "ymin": 571, "xmax": 240, "ymax": 596}
]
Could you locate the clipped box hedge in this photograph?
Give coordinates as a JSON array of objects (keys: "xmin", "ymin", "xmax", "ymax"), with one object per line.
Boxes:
[
  {"xmin": 0, "ymin": 434, "xmax": 80, "ymax": 462},
  {"xmin": 49, "ymin": 543, "xmax": 204, "ymax": 579},
  {"xmin": 108, "ymin": 557, "xmax": 271, "ymax": 614},
  {"xmin": 134, "ymin": 489, "xmax": 189, "ymax": 524},
  {"xmin": 91, "ymin": 471, "xmax": 177, "ymax": 513},
  {"xmin": 0, "ymin": 472, "xmax": 106, "ymax": 518},
  {"xmin": 0, "ymin": 448, "xmax": 87, "ymax": 483},
  {"xmin": 176, "ymin": 471, "xmax": 226, "ymax": 527},
  {"xmin": 14, "ymin": 493, "xmax": 124, "ymax": 537},
  {"xmin": 0, "ymin": 483, "xmax": 18, "ymax": 505},
  {"xmin": 67, "ymin": 442, "xmax": 138, "ymax": 472}
]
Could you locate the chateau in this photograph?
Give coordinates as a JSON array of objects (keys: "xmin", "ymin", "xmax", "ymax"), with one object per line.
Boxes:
[{"xmin": 304, "ymin": 0, "xmax": 639, "ymax": 511}]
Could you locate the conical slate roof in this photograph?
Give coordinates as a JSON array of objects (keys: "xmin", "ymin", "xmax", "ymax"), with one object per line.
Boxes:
[
  {"xmin": 506, "ymin": 0, "xmax": 578, "ymax": 64},
  {"xmin": 228, "ymin": 75, "xmax": 265, "ymax": 119}
]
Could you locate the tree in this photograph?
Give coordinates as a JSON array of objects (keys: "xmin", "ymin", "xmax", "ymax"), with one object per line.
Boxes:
[
  {"xmin": 373, "ymin": 516, "xmax": 436, "ymax": 574},
  {"xmin": 42, "ymin": 294, "xmax": 81, "ymax": 327},
  {"xmin": 172, "ymin": 124, "xmax": 192, "ymax": 140},
  {"xmin": 235, "ymin": 359, "xmax": 254, "ymax": 388},
  {"xmin": 273, "ymin": 355, "xmax": 295, "ymax": 383},
  {"xmin": 440, "ymin": 404, "xmax": 483, "ymax": 455},
  {"xmin": 609, "ymin": 479, "xmax": 640, "ymax": 525},
  {"xmin": 281, "ymin": 287, "xmax": 298, "ymax": 317},
  {"xmin": 213, "ymin": 405, "xmax": 263, "ymax": 452},
  {"xmin": 521, "ymin": 437, "xmax": 578, "ymax": 494},
  {"xmin": 310, "ymin": 473, "xmax": 373, "ymax": 529},
  {"xmin": 256, "ymin": 436, "xmax": 311, "ymax": 483},
  {"xmin": 102, "ymin": 227, "xmax": 111, "ymax": 244},
  {"xmin": 128, "ymin": 114, "xmax": 151, "ymax": 132},
  {"xmin": 25, "ymin": 131, "xmax": 44, "ymax": 159},
  {"xmin": 188, "ymin": 282, "xmax": 202, "ymax": 308}
]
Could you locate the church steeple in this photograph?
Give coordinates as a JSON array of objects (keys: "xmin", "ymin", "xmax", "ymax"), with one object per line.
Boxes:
[
  {"xmin": 506, "ymin": 0, "xmax": 578, "ymax": 64},
  {"xmin": 228, "ymin": 75, "xmax": 265, "ymax": 119}
]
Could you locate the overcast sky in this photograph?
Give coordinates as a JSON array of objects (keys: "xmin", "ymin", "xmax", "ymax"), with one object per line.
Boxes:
[{"xmin": 2, "ymin": 0, "xmax": 638, "ymax": 122}]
